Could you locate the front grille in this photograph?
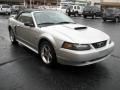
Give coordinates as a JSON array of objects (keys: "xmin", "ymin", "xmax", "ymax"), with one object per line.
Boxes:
[{"xmin": 92, "ymin": 40, "xmax": 107, "ymax": 49}]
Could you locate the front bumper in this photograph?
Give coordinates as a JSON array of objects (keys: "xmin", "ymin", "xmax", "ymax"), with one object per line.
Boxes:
[
  {"xmin": 83, "ymin": 13, "xmax": 94, "ymax": 16},
  {"xmin": 0, "ymin": 11, "xmax": 11, "ymax": 14},
  {"xmin": 57, "ymin": 42, "xmax": 114, "ymax": 66},
  {"xmin": 103, "ymin": 16, "xmax": 115, "ymax": 20}
]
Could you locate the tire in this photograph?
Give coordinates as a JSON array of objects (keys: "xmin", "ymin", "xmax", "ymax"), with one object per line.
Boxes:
[
  {"xmin": 68, "ymin": 12, "xmax": 71, "ymax": 16},
  {"xmin": 74, "ymin": 12, "xmax": 78, "ymax": 17},
  {"xmin": 78, "ymin": 14, "xmax": 81, "ymax": 17},
  {"xmin": 115, "ymin": 17, "xmax": 119, "ymax": 23},
  {"xmin": 83, "ymin": 15, "xmax": 87, "ymax": 18},
  {"xmin": 92, "ymin": 15, "xmax": 95, "ymax": 19},
  {"xmin": 103, "ymin": 18, "xmax": 106, "ymax": 22},
  {"xmin": 8, "ymin": 12, "xmax": 11, "ymax": 15},
  {"xmin": 39, "ymin": 41, "xmax": 57, "ymax": 66},
  {"xmin": 9, "ymin": 29, "xmax": 18, "ymax": 44}
]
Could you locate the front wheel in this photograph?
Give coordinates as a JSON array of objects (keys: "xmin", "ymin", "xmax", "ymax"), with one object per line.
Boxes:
[{"xmin": 39, "ymin": 41, "xmax": 57, "ymax": 66}]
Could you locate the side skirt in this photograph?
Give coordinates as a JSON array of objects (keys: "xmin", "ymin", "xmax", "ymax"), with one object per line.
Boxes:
[{"xmin": 17, "ymin": 40, "xmax": 38, "ymax": 54}]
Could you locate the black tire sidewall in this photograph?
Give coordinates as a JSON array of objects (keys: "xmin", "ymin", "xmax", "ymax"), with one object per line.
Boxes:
[
  {"xmin": 115, "ymin": 18, "xmax": 119, "ymax": 23},
  {"xmin": 9, "ymin": 29, "xmax": 17, "ymax": 44},
  {"xmin": 74, "ymin": 12, "xmax": 78, "ymax": 17},
  {"xmin": 83, "ymin": 15, "xmax": 87, "ymax": 18}
]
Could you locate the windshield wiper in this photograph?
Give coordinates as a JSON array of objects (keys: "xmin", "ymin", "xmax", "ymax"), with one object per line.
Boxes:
[
  {"xmin": 37, "ymin": 22, "xmax": 56, "ymax": 25},
  {"xmin": 74, "ymin": 27, "xmax": 87, "ymax": 30},
  {"xmin": 57, "ymin": 21, "xmax": 75, "ymax": 24}
]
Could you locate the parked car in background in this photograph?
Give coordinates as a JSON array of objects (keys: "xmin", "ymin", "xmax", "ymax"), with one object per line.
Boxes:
[
  {"xmin": 82, "ymin": 6, "xmax": 102, "ymax": 19},
  {"xmin": 11, "ymin": 5, "xmax": 26, "ymax": 14},
  {"xmin": 56, "ymin": 5, "xmax": 68, "ymax": 14},
  {"xmin": 8, "ymin": 9, "xmax": 114, "ymax": 66},
  {"xmin": 37, "ymin": 5, "xmax": 49, "ymax": 10},
  {"xmin": 0, "ymin": 4, "xmax": 11, "ymax": 14},
  {"xmin": 103, "ymin": 8, "xmax": 120, "ymax": 22},
  {"xmin": 66, "ymin": 5, "xmax": 84, "ymax": 16}
]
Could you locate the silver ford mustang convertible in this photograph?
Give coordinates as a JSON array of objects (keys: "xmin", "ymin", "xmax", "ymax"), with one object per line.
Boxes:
[{"xmin": 8, "ymin": 10, "xmax": 114, "ymax": 66}]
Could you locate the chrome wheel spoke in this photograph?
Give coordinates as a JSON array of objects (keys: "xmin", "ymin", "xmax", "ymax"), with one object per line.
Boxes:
[
  {"xmin": 41, "ymin": 45, "xmax": 52, "ymax": 64},
  {"xmin": 48, "ymin": 52, "xmax": 52, "ymax": 59},
  {"xmin": 46, "ymin": 55, "xmax": 50, "ymax": 63},
  {"xmin": 44, "ymin": 47, "xmax": 48, "ymax": 53}
]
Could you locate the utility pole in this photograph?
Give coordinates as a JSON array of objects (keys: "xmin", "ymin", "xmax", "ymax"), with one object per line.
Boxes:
[
  {"xmin": 24, "ymin": 0, "xmax": 26, "ymax": 7},
  {"xmin": 30, "ymin": 0, "xmax": 32, "ymax": 8},
  {"xmin": 33, "ymin": 0, "xmax": 34, "ymax": 8},
  {"xmin": 44, "ymin": 0, "xmax": 46, "ymax": 6},
  {"xmin": 57, "ymin": 0, "xmax": 58, "ymax": 6}
]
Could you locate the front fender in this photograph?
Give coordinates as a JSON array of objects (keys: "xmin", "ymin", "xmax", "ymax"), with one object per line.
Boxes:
[{"xmin": 39, "ymin": 33, "xmax": 57, "ymax": 49}]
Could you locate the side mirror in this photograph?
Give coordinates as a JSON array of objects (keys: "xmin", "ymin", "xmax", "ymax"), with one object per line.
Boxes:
[{"xmin": 24, "ymin": 22, "xmax": 34, "ymax": 27}]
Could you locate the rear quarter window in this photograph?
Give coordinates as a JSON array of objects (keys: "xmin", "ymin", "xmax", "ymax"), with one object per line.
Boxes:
[{"xmin": 74, "ymin": 6, "xmax": 76, "ymax": 9}]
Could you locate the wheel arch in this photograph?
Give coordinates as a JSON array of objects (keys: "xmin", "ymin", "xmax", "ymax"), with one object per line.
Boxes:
[{"xmin": 38, "ymin": 34, "xmax": 57, "ymax": 53}]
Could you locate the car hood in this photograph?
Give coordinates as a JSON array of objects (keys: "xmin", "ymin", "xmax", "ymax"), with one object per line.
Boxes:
[{"xmin": 41, "ymin": 24, "xmax": 110, "ymax": 44}]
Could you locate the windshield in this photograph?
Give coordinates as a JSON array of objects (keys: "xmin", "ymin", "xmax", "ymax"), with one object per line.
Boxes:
[
  {"xmin": 106, "ymin": 8, "xmax": 120, "ymax": 14},
  {"xmin": 34, "ymin": 11, "xmax": 74, "ymax": 27},
  {"xmin": 106, "ymin": 9, "xmax": 114, "ymax": 14},
  {"xmin": 61, "ymin": 5, "xmax": 67, "ymax": 9},
  {"xmin": 84, "ymin": 6, "xmax": 92, "ymax": 11}
]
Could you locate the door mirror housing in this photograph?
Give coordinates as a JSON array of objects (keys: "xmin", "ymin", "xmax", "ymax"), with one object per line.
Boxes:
[{"xmin": 24, "ymin": 22, "xmax": 34, "ymax": 27}]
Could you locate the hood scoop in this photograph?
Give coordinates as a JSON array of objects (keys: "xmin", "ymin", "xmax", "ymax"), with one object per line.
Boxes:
[
  {"xmin": 74, "ymin": 27, "xmax": 87, "ymax": 30},
  {"xmin": 62, "ymin": 24, "xmax": 87, "ymax": 30}
]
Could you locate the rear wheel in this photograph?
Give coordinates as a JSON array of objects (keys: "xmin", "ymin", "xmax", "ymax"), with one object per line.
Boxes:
[
  {"xmin": 9, "ymin": 29, "xmax": 18, "ymax": 44},
  {"xmin": 83, "ymin": 15, "xmax": 87, "ymax": 18},
  {"xmin": 92, "ymin": 15, "xmax": 95, "ymax": 19},
  {"xmin": 68, "ymin": 12, "xmax": 71, "ymax": 16},
  {"xmin": 78, "ymin": 14, "xmax": 81, "ymax": 17},
  {"xmin": 115, "ymin": 17, "xmax": 119, "ymax": 23},
  {"xmin": 39, "ymin": 41, "xmax": 57, "ymax": 66},
  {"xmin": 74, "ymin": 12, "xmax": 78, "ymax": 17},
  {"xmin": 103, "ymin": 18, "xmax": 106, "ymax": 22}
]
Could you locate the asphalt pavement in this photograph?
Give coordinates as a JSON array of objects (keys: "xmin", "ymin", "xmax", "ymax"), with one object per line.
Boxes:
[{"xmin": 0, "ymin": 15, "xmax": 120, "ymax": 90}]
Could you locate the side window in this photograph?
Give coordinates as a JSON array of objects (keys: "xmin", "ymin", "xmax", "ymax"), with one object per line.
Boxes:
[
  {"xmin": 77, "ymin": 6, "xmax": 80, "ymax": 9},
  {"xmin": 74, "ymin": 6, "xmax": 76, "ymax": 9},
  {"xmin": 17, "ymin": 12, "xmax": 34, "ymax": 24}
]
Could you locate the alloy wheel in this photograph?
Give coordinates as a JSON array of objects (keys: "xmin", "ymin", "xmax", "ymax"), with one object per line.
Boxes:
[{"xmin": 41, "ymin": 45, "xmax": 53, "ymax": 64}]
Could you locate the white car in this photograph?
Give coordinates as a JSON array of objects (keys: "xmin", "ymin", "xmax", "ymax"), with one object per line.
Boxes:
[
  {"xmin": 56, "ymin": 5, "xmax": 67, "ymax": 14},
  {"xmin": 66, "ymin": 5, "xmax": 84, "ymax": 16},
  {"xmin": 0, "ymin": 4, "xmax": 11, "ymax": 14},
  {"xmin": 8, "ymin": 10, "xmax": 114, "ymax": 66}
]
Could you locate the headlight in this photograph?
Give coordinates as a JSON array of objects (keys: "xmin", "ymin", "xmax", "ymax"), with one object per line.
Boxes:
[{"xmin": 62, "ymin": 42, "xmax": 91, "ymax": 51}]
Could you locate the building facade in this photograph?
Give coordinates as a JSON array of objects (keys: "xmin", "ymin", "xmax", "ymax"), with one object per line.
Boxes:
[
  {"xmin": 0, "ymin": 0, "xmax": 57, "ymax": 5},
  {"xmin": 101, "ymin": 0, "xmax": 120, "ymax": 8},
  {"xmin": 87, "ymin": 0, "xmax": 100, "ymax": 6}
]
